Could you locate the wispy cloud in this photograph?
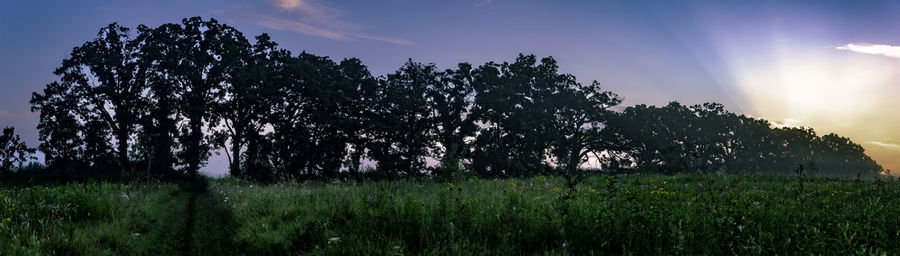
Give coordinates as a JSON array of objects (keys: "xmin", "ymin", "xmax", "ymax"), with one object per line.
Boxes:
[
  {"xmin": 0, "ymin": 110, "xmax": 12, "ymax": 117},
  {"xmin": 868, "ymin": 141, "xmax": 900, "ymax": 151},
  {"xmin": 836, "ymin": 43, "xmax": 900, "ymax": 59},
  {"xmin": 475, "ymin": 0, "xmax": 495, "ymax": 7},
  {"xmin": 254, "ymin": 0, "xmax": 413, "ymax": 45}
]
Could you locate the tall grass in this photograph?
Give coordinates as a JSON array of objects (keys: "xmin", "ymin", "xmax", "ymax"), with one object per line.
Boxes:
[{"xmin": 2, "ymin": 174, "xmax": 899, "ymax": 255}]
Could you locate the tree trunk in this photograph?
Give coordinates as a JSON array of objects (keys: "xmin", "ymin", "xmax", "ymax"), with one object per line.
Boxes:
[
  {"xmin": 230, "ymin": 127, "xmax": 243, "ymax": 177},
  {"xmin": 116, "ymin": 129, "xmax": 129, "ymax": 178},
  {"xmin": 566, "ymin": 145, "xmax": 582, "ymax": 176},
  {"xmin": 188, "ymin": 116, "xmax": 202, "ymax": 178},
  {"xmin": 349, "ymin": 142, "xmax": 363, "ymax": 178}
]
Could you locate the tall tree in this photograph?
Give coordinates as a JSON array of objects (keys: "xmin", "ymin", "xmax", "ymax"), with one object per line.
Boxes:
[
  {"xmin": 370, "ymin": 60, "xmax": 438, "ymax": 176},
  {"xmin": 49, "ymin": 23, "xmax": 145, "ymax": 175},
  {"xmin": 144, "ymin": 17, "xmax": 243, "ymax": 177},
  {"xmin": 134, "ymin": 23, "xmax": 181, "ymax": 178},
  {"xmin": 267, "ymin": 52, "xmax": 348, "ymax": 178},
  {"xmin": 30, "ymin": 81, "xmax": 85, "ymax": 169},
  {"xmin": 471, "ymin": 54, "xmax": 559, "ymax": 177},
  {"xmin": 336, "ymin": 58, "xmax": 379, "ymax": 177},
  {"xmin": 212, "ymin": 30, "xmax": 253, "ymax": 177},
  {"xmin": 240, "ymin": 34, "xmax": 291, "ymax": 180},
  {"xmin": 546, "ymin": 81, "xmax": 621, "ymax": 177},
  {"xmin": 428, "ymin": 63, "xmax": 479, "ymax": 178}
]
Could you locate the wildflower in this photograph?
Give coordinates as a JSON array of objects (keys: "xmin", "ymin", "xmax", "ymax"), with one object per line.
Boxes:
[
  {"xmin": 328, "ymin": 237, "xmax": 341, "ymax": 244},
  {"xmin": 3, "ymin": 217, "xmax": 10, "ymax": 222},
  {"xmin": 448, "ymin": 182, "xmax": 454, "ymax": 187},
  {"xmin": 650, "ymin": 205, "xmax": 654, "ymax": 209}
]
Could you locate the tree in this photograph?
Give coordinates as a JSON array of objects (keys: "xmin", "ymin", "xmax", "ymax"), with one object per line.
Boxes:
[
  {"xmin": 336, "ymin": 58, "xmax": 380, "ymax": 178},
  {"xmin": 816, "ymin": 133, "xmax": 883, "ymax": 177},
  {"xmin": 30, "ymin": 81, "xmax": 86, "ymax": 170},
  {"xmin": 546, "ymin": 81, "xmax": 621, "ymax": 178},
  {"xmin": 142, "ymin": 17, "xmax": 244, "ymax": 177},
  {"xmin": 212, "ymin": 30, "xmax": 253, "ymax": 178},
  {"xmin": 0, "ymin": 127, "xmax": 36, "ymax": 173},
  {"xmin": 369, "ymin": 60, "xmax": 439, "ymax": 176},
  {"xmin": 239, "ymin": 34, "xmax": 291, "ymax": 181},
  {"xmin": 43, "ymin": 23, "xmax": 145, "ymax": 176},
  {"xmin": 134, "ymin": 23, "xmax": 182, "ymax": 178},
  {"xmin": 265, "ymin": 51, "xmax": 348, "ymax": 179},
  {"xmin": 428, "ymin": 63, "xmax": 479, "ymax": 178},
  {"xmin": 471, "ymin": 55, "xmax": 564, "ymax": 177}
]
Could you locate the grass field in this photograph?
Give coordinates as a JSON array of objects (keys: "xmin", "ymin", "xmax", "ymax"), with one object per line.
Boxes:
[{"xmin": 2, "ymin": 174, "xmax": 899, "ymax": 255}]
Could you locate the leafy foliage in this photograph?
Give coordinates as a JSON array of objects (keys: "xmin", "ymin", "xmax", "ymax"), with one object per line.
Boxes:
[{"xmin": 27, "ymin": 17, "xmax": 885, "ymax": 182}]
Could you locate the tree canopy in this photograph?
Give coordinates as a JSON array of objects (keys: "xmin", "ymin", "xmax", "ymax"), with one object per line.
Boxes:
[{"xmin": 23, "ymin": 17, "xmax": 886, "ymax": 182}]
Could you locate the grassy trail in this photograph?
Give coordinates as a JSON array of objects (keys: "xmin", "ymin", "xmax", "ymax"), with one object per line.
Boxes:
[
  {"xmin": 178, "ymin": 192, "xmax": 197, "ymax": 254},
  {"xmin": 174, "ymin": 182, "xmax": 237, "ymax": 255}
]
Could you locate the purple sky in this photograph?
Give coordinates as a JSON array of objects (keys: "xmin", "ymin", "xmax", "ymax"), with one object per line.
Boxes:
[{"xmin": 3, "ymin": 0, "xmax": 900, "ymax": 176}]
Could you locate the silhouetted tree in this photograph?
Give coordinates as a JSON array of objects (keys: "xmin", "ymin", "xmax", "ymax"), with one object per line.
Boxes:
[
  {"xmin": 471, "ymin": 55, "xmax": 569, "ymax": 177},
  {"xmin": 0, "ymin": 127, "xmax": 36, "ymax": 173},
  {"xmin": 546, "ymin": 81, "xmax": 621, "ymax": 178},
  {"xmin": 143, "ymin": 17, "xmax": 244, "ymax": 177},
  {"xmin": 30, "ymin": 81, "xmax": 86, "ymax": 171},
  {"xmin": 369, "ymin": 60, "xmax": 438, "ymax": 176},
  {"xmin": 266, "ymin": 51, "xmax": 347, "ymax": 178},
  {"xmin": 211, "ymin": 29, "xmax": 253, "ymax": 178},
  {"xmin": 336, "ymin": 58, "xmax": 380, "ymax": 178},
  {"xmin": 35, "ymin": 23, "xmax": 145, "ymax": 176},
  {"xmin": 427, "ymin": 63, "xmax": 478, "ymax": 178},
  {"xmin": 240, "ymin": 34, "xmax": 291, "ymax": 181}
]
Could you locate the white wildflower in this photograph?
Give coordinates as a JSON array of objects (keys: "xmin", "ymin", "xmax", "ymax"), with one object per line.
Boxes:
[{"xmin": 328, "ymin": 237, "xmax": 341, "ymax": 244}]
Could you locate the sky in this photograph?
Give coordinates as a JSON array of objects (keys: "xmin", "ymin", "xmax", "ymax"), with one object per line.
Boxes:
[{"xmin": 2, "ymin": 0, "xmax": 900, "ymax": 176}]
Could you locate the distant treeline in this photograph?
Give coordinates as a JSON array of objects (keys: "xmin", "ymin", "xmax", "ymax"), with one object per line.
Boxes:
[{"xmin": 2, "ymin": 17, "xmax": 884, "ymax": 182}]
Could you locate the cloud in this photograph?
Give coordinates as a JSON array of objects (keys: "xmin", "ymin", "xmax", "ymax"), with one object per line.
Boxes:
[
  {"xmin": 0, "ymin": 110, "xmax": 11, "ymax": 117},
  {"xmin": 475, "ymin": 0, "xmax": 495, "ymax": 7},
  {"xmin": 769, "ymin": 118, "xmax": 804, "ymax": 128},
  {"xmin": 837, "ymin": 43, "xmax": 900, "ymax": 59},
  {"xmin": 255, "ymin": 0, "xmax": 413, "ymax": 45},
  {"xmin": 255, "ymin": 16, "xmax": 350, "ymax": 40},
  {"xmin": 868, "ymin": 141, "xmax": 900, "ymax": 151}
]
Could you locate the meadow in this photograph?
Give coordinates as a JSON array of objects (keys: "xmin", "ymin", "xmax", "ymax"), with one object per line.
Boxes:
[{"xmin": 2, "ymin": 174, "xmax": 899, "ymax": 255}]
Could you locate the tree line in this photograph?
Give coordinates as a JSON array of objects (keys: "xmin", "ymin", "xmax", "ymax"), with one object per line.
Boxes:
[{"xmin": 3, "ymin": 17, "xmax": 885, "ymax": 182}]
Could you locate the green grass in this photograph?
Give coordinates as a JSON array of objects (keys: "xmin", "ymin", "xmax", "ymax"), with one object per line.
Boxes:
[{"xmin": 2, "ymin": 174, "xmax": 899, "ymax": 255}]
